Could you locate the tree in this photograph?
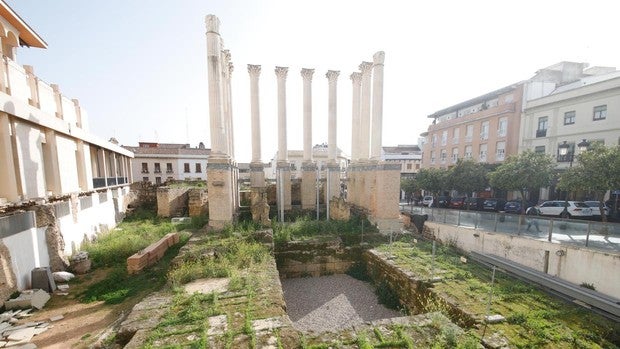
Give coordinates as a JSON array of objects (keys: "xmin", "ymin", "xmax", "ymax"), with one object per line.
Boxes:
[
  {"xmin": 557, "ymin": 144, "xmax": 620, "ymax": 222},
  {"xmin": 400, "ymin": 178, "xmax": 418, "ymax": 199},
  {"xmin": 416, "ymin": 168, "xmax": 449, "ymax": 196},
  {"xmin": 488, "ymin": 150, "xmax": 555, "ymax": 212},
  {"xmin": 446, "ymin": 159, "xmax": 488, "ymax": 196}
]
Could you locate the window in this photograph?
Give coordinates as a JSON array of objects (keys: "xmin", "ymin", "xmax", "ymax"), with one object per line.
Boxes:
[
  {"xmin": 184, "ymin": 163, "xmax": 190, "ymax": 173},
  {"xmin": 498, "ymin": 117, "xmax": 507, "ymax": 137},
  {"xmin": 431, "ymin": 134, "xmax": 437, "ymax": 147},
  {"xmin": 536, "ymin": 116, "xmax": 548, "ymax": 137},
  {"xmin": 440, "ymin": 149, "xmax": 447, "ymax": 163},
  {"xmin": 142, "ymin": 176, "xmax": 149, "ymax": 182},
  {"xmin": 451, "ymin": 148, "xmax": 458, "ymax": 163},
  {"xmin": 141, "ymin": 163, "xmax": 149, "ymax": 173},
  {"xmin": 593, "ymin": 105, "xmax": 606, "ymax": 120},
  {"xmin": 166, "ymin": 163, "xmax": 173, "ymax": 173},
  {"xmin": 441, "ymin": 131, "xmax": 447, "ymax": 146},
  {"xmin": 406, "ymin": 163, "xmax": 412, "ymax": 170},
  {"xmin": 465, "ymin": 125, "xmax": 473, "ymax": 142},
  {"xmin": 534, "ymin": 146, "xmax": 545, "ymax": 154},
  {"xmin": 480, "ymin": 121, "xmax": 489, "ymax": 140},
  {"xmin": 154, "ymin": 163, "xmax": 161, "ymax": 173},
  {"xmin": 564, "ymin": 111, "xmax": 575, "ymax": 125},
  {"xmin": 479, "ymin": 144, "xmax": 487, "ymax": 162},
  {"xmin": 195, "ymin": 163, "xmax": 202, "ymax": 173},
  {"xmin": 464, "ymin": 145, "xmax": 472, "ymax": 159},
  {"xmin": 430, "ymin": 151, "xmax": 435, "ymax": 164},
  {"xmin": 496, "ymin": 141, "xmax": 505, "ymax": 161},
  {"xmin": 155, "ymin": 177, "xmax": 162, "ymax": 184},
  {"xmin": 452, "ymin": 128, "xmax": 460, "ymax": 144}
]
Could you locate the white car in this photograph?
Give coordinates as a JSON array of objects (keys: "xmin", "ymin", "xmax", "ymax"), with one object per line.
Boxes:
[
  {"xmin": 422, "ymin": 195, "xmax": 433, "ymax": 207},
  {"xmin": 538, "ymin": 201, "xmax": 592, "ymax": 218},
  {"xmin": 583, "ymin": 201, "xmax": 610, "ymax": 217}
]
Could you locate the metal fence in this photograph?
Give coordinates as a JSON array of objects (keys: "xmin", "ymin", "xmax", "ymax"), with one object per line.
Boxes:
[{"xmin": 403, "ymin": 205, "xmax": 620, "ymax": 253}]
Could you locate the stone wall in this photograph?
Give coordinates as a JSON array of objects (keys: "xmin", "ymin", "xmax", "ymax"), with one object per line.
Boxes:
[
  {"xmin": 363, "ymin": 249, "xmax": 475, "ymax": 327},
  {"xmin": 188, "ymin": 189, "xmax": 208, "ymax": 217},
  {"xmin": 129, "ymin": 182, "xmax": 157, "ymax": 208},
  {"xmin": 275, "ymin": 238, "xmax": 361, "ymax": 278},
  {"xmin": 156, "ymin": 187, "xmax": 190, "ymax": 217},
  {"xmin": 426, "ymin": 221, "xmax": 620, "ymax": 299}
]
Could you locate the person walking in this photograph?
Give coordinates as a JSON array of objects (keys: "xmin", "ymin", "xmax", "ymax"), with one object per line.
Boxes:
[{"xmin": 526, "ymin": 205, "xmax": 541, "ymax": 232}]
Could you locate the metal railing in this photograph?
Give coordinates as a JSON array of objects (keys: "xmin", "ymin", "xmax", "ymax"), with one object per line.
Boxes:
[{"xmin": 402, "ymin": 205, "xmax": 620, "ymax": 253}]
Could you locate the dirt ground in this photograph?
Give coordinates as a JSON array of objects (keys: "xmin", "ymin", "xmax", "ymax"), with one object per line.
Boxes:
[{"xmin": 25, "ymin": 268, "xmax": 138, "ymax": 349}]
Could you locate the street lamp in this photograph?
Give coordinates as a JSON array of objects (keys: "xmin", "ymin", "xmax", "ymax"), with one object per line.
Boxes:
[{"xmin": 557, "ymin": 139, "xmax": 589, "ymax": 217}]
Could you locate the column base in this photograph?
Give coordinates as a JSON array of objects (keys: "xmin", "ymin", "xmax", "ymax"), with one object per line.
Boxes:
[
  {"xmin": 301, "ymin": 162, "xmax": 317, "ymax": 210},
  {"xmin": 207, "ymin": 158, "xmax": 236, "ymax": 229},
  {"xmin": 250, "ymin": 162, "xmax": 265, "ymax": 188},
  {"xmin": 276, "ymin": 163, "xmax": 292, "ymax": 211}
]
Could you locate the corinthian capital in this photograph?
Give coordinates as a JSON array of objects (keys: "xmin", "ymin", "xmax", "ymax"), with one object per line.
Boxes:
[
  {"xmin": 359, "ymin": 61, "xmax": 373, "ymax": 76},
  {"xmin": 350, "ymin": 72, "xmax": 362, "ymax": 85},
  {"xmin": 248, "ymin": 64, "xmax": 261, "ymax": 77},
  {"xmin": 205, "ymin": 14, "xmax": 220, "ymax": 33},
  {"xmin": 326, "ymin": 70, "xmax": 340, "ymax": 83},
  {"xmin": 275, "ymin": 66, "xmax": 289, "ymax": 80},
  {"xmin": 301, "ymin": 68, "xmax": 315, "ymax": 82},
  {"xmin": 373, "ymin": 51, "xmax": 385, "ymax": 65}
]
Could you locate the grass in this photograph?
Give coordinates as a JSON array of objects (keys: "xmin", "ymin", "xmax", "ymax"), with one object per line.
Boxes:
[
  {"xmin": 375, "ymin": 236, "xmax": 620, "ymax": 348},
  {"xmin": 272, "ymin": 214, "xmax": 377, "ymax": 245}
]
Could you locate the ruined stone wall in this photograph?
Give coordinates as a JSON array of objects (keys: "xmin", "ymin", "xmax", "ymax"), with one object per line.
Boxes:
[
  {"xmin": 188, "ymin": 188, "xmax": 208, "ymax": 217},
  {"xmin": 156, "ymin": 187, "xmax": 190, "ymax": 217},
  {"xmin": 275, "ymin": 238, "xmax": 361, "ymax": 278},
  {"xmin": 129, "ymin": 182, "xmax": 157, "ymax": 209},
  {"xmin": 0, "ymin": 241, "xmax": 17, "ymax": 307}
]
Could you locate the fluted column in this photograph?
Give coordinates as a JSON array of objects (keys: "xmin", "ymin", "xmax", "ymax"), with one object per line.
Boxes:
[
  {"xmin": 205, "ymin": 15, "xmax": 227, "ymax": 157},
  {"xmin": 301, "ymin": 68, "xmax": 314, "ymax": 162},
  {"xmin": 275, "ymin": 67, "xmax": 289, "ymax": 163},
  {"xmin": 370, "ymin": 51, "xmax": 385, "ymax": 160},
  {"xmin": 326, "ymin": 70, "xmax": 340, "ymax": 162},
  {"xmin": 222, "ymin": 50, "xmax": 235, "ymax": 159},
  {"xmin": 359, "ymin": 61, "xmax": 373, "ymax": 161},
  {"xmin": 248, "ymin": 65, "xmax": 262, "ymax": 164},
  {"xmin": 350, "ymin": 72, "xmax": 362, "ymax": 162}
]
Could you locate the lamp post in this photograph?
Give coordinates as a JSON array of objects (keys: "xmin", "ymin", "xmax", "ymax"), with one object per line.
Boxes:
[{"xmin": 557, "ymin": 139, "xmax": 589, "ymax": 218}]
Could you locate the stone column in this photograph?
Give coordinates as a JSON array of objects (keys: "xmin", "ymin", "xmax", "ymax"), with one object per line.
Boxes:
[
  {"xmin": 206, "ymin": 14, "xmax": 234, "ymax": 228},
  {"xmin": 325, "ymin": 70, "xmax": 341, "ymax": 209},
  {"xmin": 275, "ymin": 66, "xmax": 291, "ymax": 211},
  {"xmin": 222, "ymin": 49, "xmax": 234, "ymax": 158},
  {"xmin": 301, "ymin": 68, "xmax": 317, "ymax": 210},
  {"xmin": 205, "ymin": 15, "xmax": 227, "ymax": 158},
  {"xmin": 359, "ymin": 61, "xmax": 373, "ymax": 161},
  {"xmin": 248, "ymin": 65, "xmax": 262, "ymax": 165},
  {"xmin": 0, "ymin": 113, "xmax": 19, "ymax": 201},
  {"xmin": 348, "ymin": 72, "xmax": 362, "ymax": 206},
  {"xmin": 370, "ymin": 51, "xmax": 385, "ymax": 160}
]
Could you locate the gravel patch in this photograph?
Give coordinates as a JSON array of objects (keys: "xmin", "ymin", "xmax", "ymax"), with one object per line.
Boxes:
[{"xmin": 281, "ymin": 274, "xmax": 401, "ymax": 333}]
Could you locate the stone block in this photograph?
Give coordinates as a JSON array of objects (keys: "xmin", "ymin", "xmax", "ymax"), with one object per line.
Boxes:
[{"xmin": 31, "ymin": 267, "xmax": 56, "ymax": 293}]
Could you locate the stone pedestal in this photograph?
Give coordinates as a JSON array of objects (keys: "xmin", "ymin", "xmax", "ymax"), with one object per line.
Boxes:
[
  {"xmin": 371, "ymin": 162, "xmax": 403, "ymax": 232},
  {"xmin": 276, "ymin": 163, "xmax": 291, "ymax": 211},
  {"xmin": 207, "ymin": 158, "xmax": 235, "ymax": 229},
  {"xmin": 325, "ymin": 163, "xmax": 341, "ymax": 204},
  {"xmin": 301, "ymin": 162, "xmax": 317, "ymax": 210}
]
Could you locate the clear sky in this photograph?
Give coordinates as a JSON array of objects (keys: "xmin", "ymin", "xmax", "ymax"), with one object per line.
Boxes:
[{"xmin": 6, "ymin": 0, "xmax": 620, "ymax": 163}]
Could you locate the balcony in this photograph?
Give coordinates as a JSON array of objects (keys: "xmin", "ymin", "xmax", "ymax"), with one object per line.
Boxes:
[
  {"xmin": 536, "ymin": 129, "xmax": 547, "ymax": 138},
  {"xmin": 154, "ymin": 170, "xmax": 162, "ymax": 174},
  {"xmin": 166, "ymin": 170, "xmax": 174, "ymax": 174},
  {"xmin": 141, "ymin": 169, "xmax": 149, "ymax": 174}
]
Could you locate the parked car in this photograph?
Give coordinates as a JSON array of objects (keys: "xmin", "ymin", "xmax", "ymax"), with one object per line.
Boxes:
[
  {"xmin": 449, "ymin": 197, "xmax": 467, "ymax": 209},
  {"xmin": 583, "ymin": 201, "xmax": 610, "ymax": 217},
  {"xmin": 464, "ymin": 197, "xmax": 486, "ymax": 211},
  {"xmin": 437, "ymin": 196, "xmax": 451, "ymax": 208},
  {"xmin": 421, "ymin": 195, "xmax": 434, "ymax": 207},
  {"xmin": 483, "ymin": 198, "xmax": 507, "ymax": 211},
  {"xmin": 538, "ymin": 200, "xmax": 592, "ymax": 218},
  {"xmin": 504, "ymin": 200, "xmax": 531, "ymax": 214}
]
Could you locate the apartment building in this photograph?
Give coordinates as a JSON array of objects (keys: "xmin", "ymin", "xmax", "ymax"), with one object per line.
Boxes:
[
  {"xmin": 0, "ymin": 1, "xmax": 133, "ymax": 293},
  {"xmin": 381, "ymin": 145, "xmax": 422, "ymax": 179},
  {"xmin": 421, "ymin": 62, "xmax": 594, "ymax": 170},
  {"xmin": 123, "ymin": 142, "xmax": 211, "ymax": 184},
  {"xmin": 521, "ymin": 65, "xmax": 619, "ymax": 200}
]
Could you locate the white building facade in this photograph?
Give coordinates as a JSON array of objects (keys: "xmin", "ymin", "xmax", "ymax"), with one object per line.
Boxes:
[
  {"xmin": 381, "ymin": 145, "xmax": 422, "ymax": 179},
  {"xmin": 123, "ymin": 142, "xmax": 211, "ymax": 184}
]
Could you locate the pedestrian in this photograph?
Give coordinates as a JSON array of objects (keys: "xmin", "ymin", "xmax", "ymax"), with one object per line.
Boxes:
[{"xmin": 526, "ymin": 205, "xmax": 541, "ymax": 232}]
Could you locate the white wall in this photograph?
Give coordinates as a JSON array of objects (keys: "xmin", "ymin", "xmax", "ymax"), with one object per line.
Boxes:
[
  {"xmin": 14, "ymin": 120, "xmax": 46, "ymax": 198},
  {"xmin": 427, "ymin": 222, "xmax": 620, "ymax": 299},
  {"xmin": 56, "ymin": 134, "xmax": 79, "ymax": 193},
  {"xmin": 2, "ymin": 225, "xmax": 49, "ymax": 290}
]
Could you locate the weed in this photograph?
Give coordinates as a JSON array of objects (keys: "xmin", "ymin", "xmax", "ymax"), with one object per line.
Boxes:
[
  {"xmin": 356, "ymin": 332, "xmax": 373, "ymax": 349},
  {"xmin": 373, "ymin": 327, "xmax": 385, "ymax": 342},
  {"xmin": 579, "ymin": 282, "xmax": 596, "ymax": 291},
  {"xmin": 507, "ymin": 312, "xmax": 527, "ymax": 325}
]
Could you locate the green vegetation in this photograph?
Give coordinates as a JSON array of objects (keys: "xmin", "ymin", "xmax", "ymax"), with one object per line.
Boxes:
[
  {"xmin": 376, "ymin": 236, "xmax": 620, "ymax": 348},
  {"xmin": 272, "ymin": 214, "xmax": 377, "ymax": 245}
]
